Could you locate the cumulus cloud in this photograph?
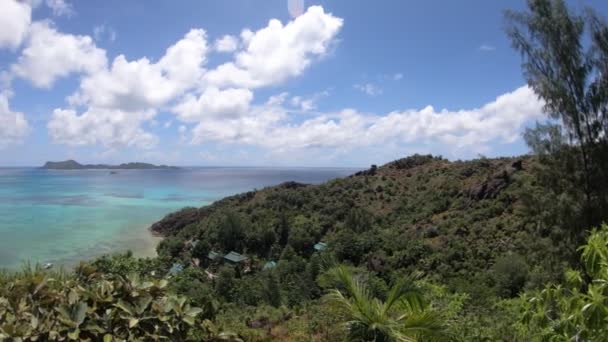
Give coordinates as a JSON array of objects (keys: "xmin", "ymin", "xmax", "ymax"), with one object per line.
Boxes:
[
  {"xmin": 173, "ymin": 87, "xmax": 253, "ymax": 122},
  {"xmin": 214, "ymin": 35, "xmax": 238, "ymax": 52},
  {"xmin": 44, "ymin": 29, "xmax": 208, "ymax": 148},
  {"xmin": 0, "ymin": 93, "xmax": 29, "ymax": 148},
  {"xmin": 1, "ymin": 3, "xmax": 542, "ymax": 160},
  {"xmin": 205, "ymin": 6, "xmax": 343, "ymax": 88},
  {"xmin": 69, "ymin": 29, "xmax": 207, "ymax": 111},
  {"xmin": 48, "ymin": 107, "xmax": 157, "ymax": 148},
  {"xmin": 0, "ymin": 0, "xmax": 32, "ymax": 50},
  {"xmin": 188, "ymin": 86, "xmax": 544, "ymax": 154},
  {"xmin": 12, "ymin": 21, "xmax": 107, "ymax": 88},
  {"xmin": 290, "ymin": 90, "xmax": 329, "ymax": 112}
]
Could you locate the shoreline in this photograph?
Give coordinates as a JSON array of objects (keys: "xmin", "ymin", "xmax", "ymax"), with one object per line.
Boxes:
[{"xmin": 0, "ymin": 223, "xmax": 164, "ymax": 271}]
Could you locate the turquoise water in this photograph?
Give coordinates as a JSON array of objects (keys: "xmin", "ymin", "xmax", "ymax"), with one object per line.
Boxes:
[{"xmin": 0, "ymin": 167, "xmax": 356, "ymax": 269}]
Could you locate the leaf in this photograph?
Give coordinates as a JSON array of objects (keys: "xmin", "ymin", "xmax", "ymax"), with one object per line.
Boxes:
[
  {"xmin": 114, "ymin": 300, "xmax": 134, "ymax": 315},
  {"xmin": 128, "ymin": 318, "xmax": 139, "ymax": 328},
  {"xmin": 182, "ymin": 315, "xmax": 196, "ymax": 326},
  {"xmin": 67, "ymin": 328, "xmax": 80, "ymax": 340},
  {"xmin": 68, "ymin": 289, "xmax": 79, "ymax": 305},
  {"xmin": 103, "ymin": 334, "xmax": 113, "ymax": 342},
  {"xmin": 74, "ymin": 302, "xmax": 88, "ymax": 326},
  {"xmin": 185, "ymin": 307, "xmax": 203, "ymax": 318}
]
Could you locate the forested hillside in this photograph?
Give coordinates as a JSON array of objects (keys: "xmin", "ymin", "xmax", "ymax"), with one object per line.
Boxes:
[
  {"xmin": 153, "ymin": 155, "xmax": 564, "ymax": 295},
  {"xmin": 3, "ymin": 0, "xmax": 608, "ymax": 340}
]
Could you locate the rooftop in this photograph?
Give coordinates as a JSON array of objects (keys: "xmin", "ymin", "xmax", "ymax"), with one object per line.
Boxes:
[
  {"xmin": 263, "ymin": 261, "xmax": 277, "ymax": 270},
  {"xmin": 168, "ymin": 263, "xmax": 184, "ymax": 276},
  {"xmin": 207, "ymin": 251, "xmax": 220, "ymax": 260},
  {"xmin": 314, "ymin": 242, "xmax": 328, "ymax": 251},
  {"xmin": 224, "ymin": 251, "xmax": 248, "ymax": 263}
]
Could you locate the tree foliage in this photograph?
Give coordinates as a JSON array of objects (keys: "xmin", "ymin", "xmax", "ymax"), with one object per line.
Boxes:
[
  {"xmin": 506, "ymin": 0, "xmax": 608, "ymax": 235},
  {"xmin": 324, "ymin": 266, "xmax": 446, "ymax": 342},
  {"xmin": 520, "ymin": 224, "xmax": 608, "ymax": 340}
]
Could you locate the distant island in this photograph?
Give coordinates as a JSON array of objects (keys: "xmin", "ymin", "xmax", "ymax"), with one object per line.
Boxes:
[{"xmin": 42, "ymin": 160, "xmax": 179, "ymax": 170}]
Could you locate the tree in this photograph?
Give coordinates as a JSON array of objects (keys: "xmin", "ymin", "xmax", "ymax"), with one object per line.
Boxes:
[
  {"xmin": 506, "ymin": 0, "xmax": 608, "ymax": 235},
  {"xmin": 263, "ymin": 273, "xmax": 282, "ymax": 308},
  {"xmin": 277, "ymin": 213, "xmax": 290, "ymax": 247},
  {"xmin": 215, "ymin": 266, "xmax": 236, "ymax": 301},
  {"xmin": 157, "ymin": 237, "xmax": 183, "ymax": 258},
  {"xmin": 492, "ymin": 254, "xmax": 529, "ymax": 298},
  {"xmin": 217, "ymin": 213, "xmax": 245, "ymax": 252},
  {"xmin": 192, "ymin": 240, "xmax": 211, "ymax": 261},
  {"xmin": 345, "ymin": 208, "xmax": 373, "ymax": 233},
  {"xmin": 324, "ymin": 266, "xmax": 446, "ymax": 341},
  {"xmin": 520, "ymin": 224, "xmax": 608, "ymax": 340}
]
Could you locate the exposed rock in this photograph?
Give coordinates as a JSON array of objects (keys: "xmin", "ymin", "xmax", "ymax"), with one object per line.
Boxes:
[
  {"xmin": 465, "ymin": 159, "xmax": 524, "ymax": 201},
  {"xmin": 150, "ymin": 207, "xmax": 202, "ymax": 236},
  {"xmin": 277, "ymin": 181, "xmax": 309, "ymax": 189}
]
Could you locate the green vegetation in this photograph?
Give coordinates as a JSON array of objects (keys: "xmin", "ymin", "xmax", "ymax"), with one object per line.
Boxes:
[
  {"xmin": 520, "ymin": 224, "xmax": 608, "ymax": 340},
  {"xmin": 324, "ymin": 266, "xmax": 446, "ymax": 341},
  {"xmin": 3, "ymin": 0, "xmax": 608, "ymax": 340}
]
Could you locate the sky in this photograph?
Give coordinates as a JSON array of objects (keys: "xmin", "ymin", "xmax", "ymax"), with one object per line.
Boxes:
[{"xmin": 0, "ymin": 0, "xmax": 607, "ymax": 167}]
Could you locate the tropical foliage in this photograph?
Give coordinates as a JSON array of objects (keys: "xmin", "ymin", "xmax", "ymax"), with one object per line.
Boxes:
[
  {"xmin": 324, "ymin": 266, "xmax": 446, "ymax": 341},
  {"xmin": 520, "ymin": 224, "xmax": 608, "ymax": 341},
  {"xmin": 0, "ymin": 263, "xmax": 209, "ymax": 341}
]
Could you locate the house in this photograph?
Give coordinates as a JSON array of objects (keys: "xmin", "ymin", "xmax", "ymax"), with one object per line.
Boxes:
[
  {"xmin": 167, "ymin": 263, "xmax": 184, "ymax": 277},
  {"xmin": 207, "ymin": 251, "xmax": 220, "ymax": 261},
  {"xmin": 263, "ymin": 261, "xmax": 277, "ymax": 270},
  {"xmin": 224, "ymin": 251, "xmax": 248, "ymax": 264},
  {"xmin": 314, "ymin": 242, "xmax": 328, "ymax": 251}
]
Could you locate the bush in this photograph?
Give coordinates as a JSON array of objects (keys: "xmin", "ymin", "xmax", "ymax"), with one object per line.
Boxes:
[{"xmin": 492, "ymin": 254, "xmax": 529, "ymax": 298}]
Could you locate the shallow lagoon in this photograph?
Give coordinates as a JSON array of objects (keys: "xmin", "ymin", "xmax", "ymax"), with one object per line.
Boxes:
[{"xmin": 0, "ymin": 167, "xmax": 356, "ymax": 269}]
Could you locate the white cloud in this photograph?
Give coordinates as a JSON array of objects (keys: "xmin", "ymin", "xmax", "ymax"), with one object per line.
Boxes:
[
  {"xmin": 44, "ymin": 29, "xmax": 208, "ymax": 148},
  {"xmin": 354, "ymin": 83, "xmax": 382, "ymax": 96},
  {"xmin": 12, "ymin": 21, "xmax": 107, "ymax": 88},
  {"xmin": 173, "ymin": 87, "xmax": 253, "ymax": 122},
  {"xmin": 187, "ymin": 86, "xmax": 544, "ymax": 155},
  {"xmin": 393, "ymin": 73, "xmax": 403, "ymax": 81},
  {"xmin": 0, "ymin": 92, "xmax": 29, "ymax": 148},
  {"xmin": 46, "ymin": 0, "xmax": 74, "ymax": 17},
  {"xmin": 205, "ymin": 6, "xmax": 343, "ymax": 88},
  {"xmin": 70, "ymin": 28, "xmax": 208, "ymax": 111},
  {"xmin": 0, "ymin": 0, "xmax": 32, "ymax": 50},
  {"xmin": 93, "ymin": 24, "xmax": 117, "ymax": 42},
  {"xmin": 290, "ymin": 90, "xmax": 329, "ymax": 112},
  {"xmin": 214, "ymin": 35, "xmax": 238, "ymax": 52},
  {"xmin": 479, "ymin": 44, "xmax": 496, "ymax": 52},
  {"xmin": 48, "ymin": 107, "xmax": 157, "ymax": 148}
]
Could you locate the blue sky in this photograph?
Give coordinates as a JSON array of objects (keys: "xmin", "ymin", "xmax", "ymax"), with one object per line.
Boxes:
[{"xmin": 0, "ymin": 0, "xmax": 607, "ymax": 167}]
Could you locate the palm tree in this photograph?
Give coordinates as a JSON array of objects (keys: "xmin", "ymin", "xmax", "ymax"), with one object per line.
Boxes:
[{"xmin": 324, "ymin": 266, "xmax": 446, "ymax": 341}]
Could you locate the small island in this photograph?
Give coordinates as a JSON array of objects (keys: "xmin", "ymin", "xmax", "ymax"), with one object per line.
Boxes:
[{"xmin": 42, "ymin": 160, "xmax": 179, "ymax": 170}]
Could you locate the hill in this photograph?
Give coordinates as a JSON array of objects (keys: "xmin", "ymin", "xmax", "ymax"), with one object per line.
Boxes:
[
  {"xmin": 42, "ymin": 160, "xmax": 179, "ymax": 170},
  {"xmin": 151, "ymin": 154, "xmax": 562, "ymax": 288}
]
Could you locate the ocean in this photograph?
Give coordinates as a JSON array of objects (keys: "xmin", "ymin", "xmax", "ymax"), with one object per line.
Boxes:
[{"xmin": 0, "ymin": 167, "xmax": 357, "ymax": 269}]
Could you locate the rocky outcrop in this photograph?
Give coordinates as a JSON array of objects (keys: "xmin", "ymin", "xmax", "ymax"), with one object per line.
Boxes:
[
  {"xmin": 150, "ymin": 207, "xmax": 203, "ymax": 236},
  {"xmin": 466, "ymin": 160, "xmax": 524, "ymax": 201}
]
